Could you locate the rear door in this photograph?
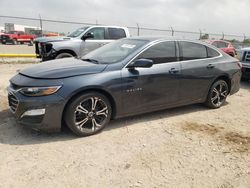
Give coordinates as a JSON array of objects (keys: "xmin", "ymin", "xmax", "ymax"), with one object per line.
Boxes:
[
  {"xmin": 178, "ymin": 41, "xmax": 222, "ymax": 103},
  {"xmin": 121, "ymin": 40, "xmax": 181, "ymax": 114}
]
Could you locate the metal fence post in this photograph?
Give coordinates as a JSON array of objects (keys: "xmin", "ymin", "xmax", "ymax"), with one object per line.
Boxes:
[
  {"xmin": 39, "ymin": 14, "xmax": 43, "ymax": 36},
  {"xmin": 170, "ymin": 26, "xmax": 174, "ymax": 36},
  {"xmin": 243, "ymin": 34, "xmax": 246, "ymax": 41},
  {"xmin": 222, "ymin": 32, "xmax": 224, "ymax": 40},
  {"xmin": 136, "ymin": 23, "xmax": 140, "ymax": 36}
]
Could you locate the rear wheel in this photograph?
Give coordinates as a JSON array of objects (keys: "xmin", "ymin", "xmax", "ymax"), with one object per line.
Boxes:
[
  {"xmin": 55, "ymin": 52, "xmax": 74, "ymax": 59},
  {"xmin": 205, "ymin": 80, "xmax": 229, "ymax": 109},
  {"xmin": 64, "ymin": 92, "xmax": 112, "ymax": 136}
]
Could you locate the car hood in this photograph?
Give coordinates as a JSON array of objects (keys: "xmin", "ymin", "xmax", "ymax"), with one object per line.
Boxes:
[
  {"xmin": 19, "ymin": 58, "xmax": 107, "ymax": 79},
  {"xmin": 34, "ymin": 36, "xmax": 73, "ymax": 43}
]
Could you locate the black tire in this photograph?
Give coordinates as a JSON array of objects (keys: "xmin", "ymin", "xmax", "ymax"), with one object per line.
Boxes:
[
  {"xmin": 55, "ymin": 52, "xmax": 74, "ymax": 59},
  {"xmin": 12, "ymin": 39, "xmax": 18, "ymax": 45},
  {"xmin": 205, "ymin": 80, "xmax": 229, "ymax": 109},
  {"xmin": 29, "ymin": 39, "xmax": 34, "ymax": 46},
  {"xmin": 64, "ymin": 92, "xmax": 112, "ymax": 136}
]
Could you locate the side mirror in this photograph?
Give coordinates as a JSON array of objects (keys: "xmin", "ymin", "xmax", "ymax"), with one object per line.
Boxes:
[
  {"xmin": 82, "ymin": 32, "xmax": 94, "ymax": 40},
  {"xmin": 127, "ymin": 59, "xmax": 153, "ymax": 69}
]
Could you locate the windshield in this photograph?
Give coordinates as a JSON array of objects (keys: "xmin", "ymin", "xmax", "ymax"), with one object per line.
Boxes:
[
  {"xmin": 67, "ymin": 27, "xmax": 89, "ymax": 38},
  {"xmin": 82, "ymin": 39, "xmax": 148, "ymax": 64}
]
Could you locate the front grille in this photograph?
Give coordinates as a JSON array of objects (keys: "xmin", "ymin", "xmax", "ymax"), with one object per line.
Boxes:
[
  {"xmin": 8, "ymin": 92, "xmax": 19, "ymax": 113},
  {"xmin": 243, "ymin": 51, "xmax": 250, "ymax": 62},
  {"xmin": 1, "ymin": 35, "xmax": 10, "ymax": 40}
]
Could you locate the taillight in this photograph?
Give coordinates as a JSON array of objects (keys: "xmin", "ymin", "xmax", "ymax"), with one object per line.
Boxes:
[{"xmin": 237, "ymin": 61, "xmax": 242, "ymax": 69}]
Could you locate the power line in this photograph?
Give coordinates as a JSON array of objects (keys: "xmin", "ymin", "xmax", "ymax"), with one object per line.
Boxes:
[{"xmin": 0, "ymin": 15, "xmax": 248, "ymax": 39}]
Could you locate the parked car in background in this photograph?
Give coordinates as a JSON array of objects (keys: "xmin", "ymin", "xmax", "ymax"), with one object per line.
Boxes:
[
  {"xmin": 0, "ymin": 31, "xmax": 36, "ymax": 44},
  {"xmin": 34, "ymin": 26, "xmax": 130, "ymax": 61},
  {"xmin": 237, "ymin": 47, "xmax": 250, "ymax": 80},
  {"xmin": 8, "ymin": 37, "xmax": 241, "ymax": 136},
  {"xmin": 205, "ymin": 40, "xmax": 237, "ymax": 57}
]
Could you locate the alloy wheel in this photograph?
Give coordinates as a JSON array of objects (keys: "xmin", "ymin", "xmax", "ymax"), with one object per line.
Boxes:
[
  {"xmin": 210, "ymin": 82, "xmax": 228, "ymax": 107},
  {"xmin": 74, "ymin": 97, "xmax": 109, "ymax": 133}
]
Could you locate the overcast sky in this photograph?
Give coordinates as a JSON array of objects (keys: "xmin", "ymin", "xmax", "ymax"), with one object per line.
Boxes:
[{"xmin": 0, "ymin": 0, "xmax": 249, "ymax": 38}]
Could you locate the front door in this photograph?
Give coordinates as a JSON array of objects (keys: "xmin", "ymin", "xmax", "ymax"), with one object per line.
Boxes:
[
  {"xmin": 121, "ymin": 41, "xmax": 181, "ymax": 115},
  {"xmin": 80, "ymin": 27, "xmax": 111, "ymax": 56}
]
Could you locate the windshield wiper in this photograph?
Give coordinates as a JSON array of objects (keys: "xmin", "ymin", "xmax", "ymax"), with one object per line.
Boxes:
[{"xmin": 82, "ymin": 58, "xmax": 100, "ymax": 64}]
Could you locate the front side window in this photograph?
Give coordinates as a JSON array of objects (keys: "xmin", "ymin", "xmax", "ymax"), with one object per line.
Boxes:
[
  {"xmin": 85, "ymin": 27, "xmax": 105, "ymax": 40},
  {"xmin": 137, "ymin": 41, "xmax": 177, "ymax": 64},
  {"xmin": 180, "ymin": 41, "xmax": 207, "ymax": 60},
  {"xmin": 108, "ymin": 28, "xmax": 126, "ymax": 39}
]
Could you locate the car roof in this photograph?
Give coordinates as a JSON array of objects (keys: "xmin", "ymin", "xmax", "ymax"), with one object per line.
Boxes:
[{"xmin": 126, "ymin": 36, "xmax": 209, "ymax": 44}]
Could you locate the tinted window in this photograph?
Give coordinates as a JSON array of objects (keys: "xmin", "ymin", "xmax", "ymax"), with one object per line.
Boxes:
[
  {"xmin": 86, "ymin": 27, "xmax": 105, "ymax": 40},
  {"xmin": 180, "ymin": 41, "xmax": 207, "ymax": 60},
  {"xmin": 137, "ymin": 41, "xmax": 177, "ymax": 64},
  {"xmin": 212, "ymin": 41, "xmax": 228, "ymax": 48},
  {"xmin": 217, "ymin": 42, "xmax": 228, "ymax": 48},
  {"xmin": 108, "ymin": 28, "xmax": 126, "ymax": 39},
  {"xmin": 207, "ymin": 47, "xmax": 220, "ymax": 58}
]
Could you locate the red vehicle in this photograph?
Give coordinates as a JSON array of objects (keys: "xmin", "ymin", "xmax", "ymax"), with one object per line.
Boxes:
[
  {"xmin": 206, "ymin": 40, "xmax": 236, "ymax": 57},
  {"xmin": 0, "ymin": 31, "xmax": 36, "ymax": 45}
]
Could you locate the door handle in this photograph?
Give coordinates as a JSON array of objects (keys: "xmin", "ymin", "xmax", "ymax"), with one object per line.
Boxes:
[
  {"xmin": 169, "ymin": 68, "xmax": 179, "ymax": 74},
  {"xmin": 207, "ymin": 64, "xmax": 215, "ymax": 69}
]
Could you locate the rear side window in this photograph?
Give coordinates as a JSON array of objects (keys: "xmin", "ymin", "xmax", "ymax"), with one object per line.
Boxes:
[
  {"xmin": 207, "ymin": 47, "xmax": 220, "ymax": 58},
  {"xmin": 179, "ymin": 41, "xmax": 207, "ymax": 60},
  {"xmin": 217, "ymin": 42, "xmax": 228, "ymax": 48},
  {"xmin": 137, "ymin": 41, "xmax": 177, "ymax": 64},
  {"xmin": 108, "ymin": 28, "xmax": 126, "ymax": 39},
  {"xmin": 212, "ymin": 41, "xmax": 228, "ymax": 48}
]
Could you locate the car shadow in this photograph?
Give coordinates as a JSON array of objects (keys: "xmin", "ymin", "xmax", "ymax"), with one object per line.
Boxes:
[{"xmin": 0, "ymin": 103, "xmax": 216, "ymax": 146}]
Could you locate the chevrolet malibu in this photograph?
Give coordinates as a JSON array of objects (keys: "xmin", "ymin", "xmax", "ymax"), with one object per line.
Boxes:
[{"xmin": 7, "ymin": 37, "xmax": 241, "ymax": 136}]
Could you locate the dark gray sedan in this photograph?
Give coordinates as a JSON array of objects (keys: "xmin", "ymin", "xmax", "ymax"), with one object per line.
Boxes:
[{"xmin": 7, "ymin": 37, "xmax": 241, "ymax": 136}]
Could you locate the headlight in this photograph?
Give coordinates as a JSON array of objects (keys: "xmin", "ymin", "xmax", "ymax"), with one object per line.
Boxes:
[{"xmin": 19, "ymin": 86, "xmax": 61, "ymax": 96}]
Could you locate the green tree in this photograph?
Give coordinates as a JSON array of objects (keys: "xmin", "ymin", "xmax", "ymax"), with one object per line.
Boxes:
[{"xmin": 200, "ymin": 33, "xmax": 209, "ymax": 40}]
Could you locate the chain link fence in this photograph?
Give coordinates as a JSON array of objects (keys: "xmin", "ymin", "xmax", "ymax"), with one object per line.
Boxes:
[{"xmin": 1, "ymin": 15, "xmax": 250, "ymax": 49}]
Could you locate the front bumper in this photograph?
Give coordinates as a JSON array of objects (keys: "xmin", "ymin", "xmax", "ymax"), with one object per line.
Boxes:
[
  {"xmin": 7, "ymin": 86, "xmax": 66, "ymax": 132},
  {"xmin": 35, "ymin": 42, "xmax": 57, "ymax": 61}
]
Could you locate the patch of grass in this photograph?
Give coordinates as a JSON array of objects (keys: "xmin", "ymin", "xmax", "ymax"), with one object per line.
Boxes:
[{"xmin": 182, "ymin": 121, "xmax": 250, "ymax": 153}]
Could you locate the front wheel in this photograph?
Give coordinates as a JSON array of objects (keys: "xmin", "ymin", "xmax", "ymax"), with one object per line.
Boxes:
[
  {"xmin": 205, "ymin": 80, "xmax": 229, "ymax": 109},
  {"xmin": 64, "ymin": 92, "xmax": 112, "ymax": 136},
  {"xmin": 12, "ymin": 39, "xmax": 18, "ymax": 45},
  {"xmin": 55, "ymin": 52, "xmax": 74, "ymax": 59}
]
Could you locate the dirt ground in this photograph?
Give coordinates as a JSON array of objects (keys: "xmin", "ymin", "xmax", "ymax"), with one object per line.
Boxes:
[{"xmin": 0, "ymin": 63, "xmax": 250, "ymax": 188}]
